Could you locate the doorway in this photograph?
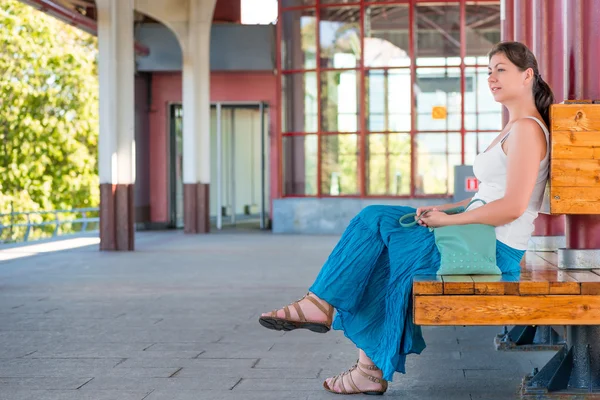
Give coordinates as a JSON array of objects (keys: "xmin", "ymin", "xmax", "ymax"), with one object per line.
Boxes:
[{"xmin": 169, "ymin": 103, "xmax": 269, "ymax": 230}]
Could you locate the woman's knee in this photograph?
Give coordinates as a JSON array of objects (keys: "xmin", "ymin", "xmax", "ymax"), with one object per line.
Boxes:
[{"xmin": 357, "ymin": 205, "xmax": 388, "ymax": 225}]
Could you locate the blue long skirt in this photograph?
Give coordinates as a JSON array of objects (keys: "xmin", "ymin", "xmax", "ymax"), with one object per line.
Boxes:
[{"xmin": 309, "ymin": 205, "xmax": 525, "ymax": 381}]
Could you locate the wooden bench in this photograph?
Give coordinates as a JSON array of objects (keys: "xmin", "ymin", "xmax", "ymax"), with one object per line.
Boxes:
[{"xmin": 413, "ymin": 103, "xmax": 600, "ymax": 398}]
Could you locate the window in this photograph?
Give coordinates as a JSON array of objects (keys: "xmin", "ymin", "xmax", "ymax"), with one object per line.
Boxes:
[{"xmin": 279, "ymin": 0, "xmax": 501, "ymax": 197}]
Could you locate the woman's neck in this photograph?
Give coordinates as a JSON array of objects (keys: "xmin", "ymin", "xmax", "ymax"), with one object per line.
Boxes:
[{"xmin": 504, "ymin": 100, "xmax": 540, "ymax": 123}]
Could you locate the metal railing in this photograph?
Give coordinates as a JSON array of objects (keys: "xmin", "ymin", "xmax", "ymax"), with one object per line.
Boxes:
[{"xmin": 0, "ymin": 208, "xmax": 100, "ymax": 244}]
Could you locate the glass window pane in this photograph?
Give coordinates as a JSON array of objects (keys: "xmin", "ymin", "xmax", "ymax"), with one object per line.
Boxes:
[
  {"xmin": 447, "ymin": 153, "xmax": 462, "ymax": 195},
  {"xmin": 465, "ymin": 131, "xmax": 498, "ymax": 164},
  {"xmin": 321, "ymin": 134, "xmax": 359, "ymax": 195},
  {"xmin": 415, "ymin": 67, "xmax": 461, "ymax": 131},
  {"xmin": 464, "ymin": 67, "xmax": 502, "ymax": 131},
  {"xmin": 415, "ymin": 3, "xmax": 460, "ymax": 65},
  {"xmin": 281, "ymin": 9, "xmax": 317, "ymax": 70},
  {"xmin": 366, "ymin": 69, "xmax": 411, "ymax": 132},
  {"xmin": 283, "ymin": 135, "xmax": 318, "ymax": 196},
  {"xmin": 466, "ymin": 3, "xmax": 500, "ymax": 58},
  {"xmin": 281, "ymin": 0, "xmax": 315, "ymax": 7},
  {"xmin": 321, "ymin": 70, "xmax": 359, "ymax": 132},
  {"xmin": 367, "ymin": 133, "xmax": 411, "ymax": 195},
  {"xmin": 415, "ymin": 132, "xmax": 461, "ymax": 194},
  {"xmin": 320, "ymin": 7, "xmax": 361, "ymax": 68},
  {"xmin": 282, "ymin": 72, "xmax": 318, "ymax": 133},
  {"xmin": 364, "ymin": 5, "xmax": 411, "ymax": 67}
]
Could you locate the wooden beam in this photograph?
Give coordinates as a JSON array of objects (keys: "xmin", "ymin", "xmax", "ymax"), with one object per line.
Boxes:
[{"xmin": 414, "ymin": 295, "xmax": 600, "ymax": 326}]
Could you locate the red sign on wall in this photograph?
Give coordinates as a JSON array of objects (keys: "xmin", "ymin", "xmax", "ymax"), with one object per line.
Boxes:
[{"xmin": 465, "ymin": 177, "xmax": 479, "ymax": 192}]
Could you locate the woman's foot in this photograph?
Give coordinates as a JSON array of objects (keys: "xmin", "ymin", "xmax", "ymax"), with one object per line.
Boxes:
[
  {"xmin": 323, "ymin": 360, "xmax": 387, "ymax": 395},
  {"xmin": 258, "ymin": 292, "xmax": 333, "ymax": 333}
]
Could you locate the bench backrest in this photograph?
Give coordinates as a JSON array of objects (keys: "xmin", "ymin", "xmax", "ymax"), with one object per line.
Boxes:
[{"xmin": 549, "ymin": 103, "xmax": 600, "ymax": 215}]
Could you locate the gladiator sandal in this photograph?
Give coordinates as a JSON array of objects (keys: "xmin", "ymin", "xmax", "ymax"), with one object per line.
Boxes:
[
  {"xmin": 258, "ymin": 293, "xmax": 334, "ymax": 333},
  {"xmin": 323, "ymin": 360, "xmax": 388, "ymax": 396}
]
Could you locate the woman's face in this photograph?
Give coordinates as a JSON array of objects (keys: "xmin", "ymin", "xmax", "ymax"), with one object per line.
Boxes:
[{"xmin": 487, "ymin": 52, "xmax": 533, "ymax": 104}]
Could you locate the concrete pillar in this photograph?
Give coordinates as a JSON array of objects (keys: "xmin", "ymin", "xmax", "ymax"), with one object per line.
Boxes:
[
  {"xmin": 181, "ymin": 0, "xmax": 214, "ymax": 233},
  {"xmin": 97, "ymin": 0, "xmax": 136, "ymax": 251}
]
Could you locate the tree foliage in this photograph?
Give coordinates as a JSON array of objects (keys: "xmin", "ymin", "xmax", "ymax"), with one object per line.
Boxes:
[{"xmin": 0, "ymin": 1, "xmax": 99, "ymax": 227}]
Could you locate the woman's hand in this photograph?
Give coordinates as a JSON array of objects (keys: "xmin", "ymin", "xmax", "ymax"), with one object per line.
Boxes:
[
  {"xmin": 419, "ymin": 210, "xmax": 453, "ymax": 228},
  {"xmin": 415, "ymin": 206, "xmax": 439, "ymax": 226}
]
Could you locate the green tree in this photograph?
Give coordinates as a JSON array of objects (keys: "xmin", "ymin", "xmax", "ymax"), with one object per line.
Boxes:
[{"xmin": 0, "ymin": 1, "xmax": 99, "ymax": 240}]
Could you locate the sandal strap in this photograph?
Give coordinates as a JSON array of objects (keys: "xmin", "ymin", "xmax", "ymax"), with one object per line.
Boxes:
[
  {"xmin": 340, "ymin": 370, "xmax": 350, "ymax": 394},
  {"xmin": 304, "ymin": 295, "xmax": 333, "ymax": 325},
  {"xmin": 292, "ymin": 301, "xmax": 306, "ymax": 322},
  {"xmin": 331, "ymin": 374, "xmax": 344, "ymax": 394},
  {"xmin": 283, "ymin": 306, "xmax": 291, "ymax": 319},
  {"xmin": 357, "ymin": 360, "xmax": 380, "ymax": 371},
  {"xmin": 346, "ymin": 366, "xmax": 361, "ymax": 393},
  {"xmin": 355, "ymin": 364, "xmax": 384, "ymax": 384}
]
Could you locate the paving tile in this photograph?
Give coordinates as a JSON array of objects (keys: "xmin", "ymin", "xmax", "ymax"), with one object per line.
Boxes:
[{"xmin": 0, "ymin": 377, "xmax": 92, "ymax": 390}]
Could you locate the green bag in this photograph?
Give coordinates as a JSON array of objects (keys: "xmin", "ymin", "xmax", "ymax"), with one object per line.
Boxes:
[{"xmin": 399, "ymin": 199, "xmax": 500, "ymax": 275}]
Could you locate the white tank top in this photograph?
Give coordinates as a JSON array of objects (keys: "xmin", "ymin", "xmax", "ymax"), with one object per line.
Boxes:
[{"xmin": 471, "ymin": 116, "xmax": 550, "ymax": 250}]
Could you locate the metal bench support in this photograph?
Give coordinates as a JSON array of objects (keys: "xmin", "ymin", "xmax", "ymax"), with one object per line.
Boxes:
[
  {"xmin": 521, "ymin": 326, "xmax": 600, "ymax": 398},
  {"xmin": 495, "ymin": 325, "xmax": 564, "ymax": 351}
]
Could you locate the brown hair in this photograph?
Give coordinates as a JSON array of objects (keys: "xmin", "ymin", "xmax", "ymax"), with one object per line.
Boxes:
[{"xmin": 488, "ymin": 41, "xmax": 554, "ymax": 127}]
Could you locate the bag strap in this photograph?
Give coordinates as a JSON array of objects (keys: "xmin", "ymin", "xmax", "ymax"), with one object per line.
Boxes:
[
  {"xmin": 399, "ymin": 212, "xmax": 419, "ymax": 228},
  {"xmin": 399, "ymin": 199, "xmax": 487, "ymax": 229},
  {"xmin": 466, "ymin": 198, "xmax": 486, "ymax": 209}
]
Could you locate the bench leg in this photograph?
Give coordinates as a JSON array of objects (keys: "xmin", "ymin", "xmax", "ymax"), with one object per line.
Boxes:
[
  {"xmin": 495, "ymin": 325, "xmax": 565, "ymax": 351},
  {"xmin": 521, "ymin": 326, "xmax": 600, "ymax": 398}
]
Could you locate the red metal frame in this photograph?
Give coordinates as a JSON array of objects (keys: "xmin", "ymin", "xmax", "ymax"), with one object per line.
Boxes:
[{"xmin": 278, "ymin": 0, "xmax": 501, "ymax": 199}]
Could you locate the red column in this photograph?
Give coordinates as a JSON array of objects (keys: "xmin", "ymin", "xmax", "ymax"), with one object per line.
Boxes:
[
  {"xmin": 564, "ymin": 0, "xmax": 584, "ymax": 100},
  {"xmin": 501, "ymin": 0, "xmax": 514, "ymax": 42},
  {"xmin": 531, "ymin": 0, "xmax": 566, "ymax": 239},
  {"xmin": 501, "ymin": 0, "xmax": 514, "ymax": 126},
  {"xmin": 513, "ymin": 0, "xmax": 533, "ymax": 47},
  {"xmin": 564, "ymin": 0, "xmax": 600, "ymax": 249}
]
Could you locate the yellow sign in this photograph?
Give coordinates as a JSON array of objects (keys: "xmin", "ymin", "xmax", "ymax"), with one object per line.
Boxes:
[{"xmin": 432, "ymin": 106, "xmax": 447, "ymax": 120}]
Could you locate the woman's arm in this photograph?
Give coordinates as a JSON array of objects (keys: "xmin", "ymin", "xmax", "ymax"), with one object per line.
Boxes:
[{"xmin": 421, "ymin": 118, "xmax": 546, "ymax": 228}]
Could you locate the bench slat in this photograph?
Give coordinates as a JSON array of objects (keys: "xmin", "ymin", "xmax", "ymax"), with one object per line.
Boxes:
[
  {"xmin": 441, "ymin": 275, "xmax": 474, "ymax": 295},
  {"xmin": 471, "ymin": 274, "xmax": 519, "ymax": 295},
  {"xmin": 567, "ymin": 271, "xmax": 600, "ymax": 295},
  {"xmin": 413, "ymin": 275, "xmax": 443, "ymax": 295},
  {"xmin": 414, "ymin": 295, "xmax": 600, "ymax": 326}
]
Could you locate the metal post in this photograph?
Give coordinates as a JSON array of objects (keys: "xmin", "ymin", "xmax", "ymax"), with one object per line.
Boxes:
[
  {"xmin": 53, "ymin": 211, "xmax": 59, "ymax": 236},
  {"xmin": 216, "ymin": 103, "xmax": 223, "ymax": 230},
  {"xmin": 230, "ymin": 108, "xmax": 236, "ymax": 225},
  {"xmin": 523, "ymin": 326, "xmax": 600, "ymax": 395},
  {"xmin": 260, "ymin": 102, "xmax": 266, "ymax": 230},
  {"xmin": 567, "ymin": 326, "xmax": 600, "ymax": 390}
]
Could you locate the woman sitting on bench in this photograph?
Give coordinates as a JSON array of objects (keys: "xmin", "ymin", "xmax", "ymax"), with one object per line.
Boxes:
[{"xmin": 259, "ymin": 41, "xmax": 554, "ymax": 396}]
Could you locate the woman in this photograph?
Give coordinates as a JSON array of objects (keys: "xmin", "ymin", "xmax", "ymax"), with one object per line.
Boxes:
[{"xmin": 259, "ymin": 41, "xmax": 554, "ymax": 395}]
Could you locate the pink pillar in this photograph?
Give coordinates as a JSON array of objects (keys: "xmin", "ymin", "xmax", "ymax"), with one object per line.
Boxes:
[
  {"xmin": 531, "ymin": 0, "xmax": 566, "ymax": 239},
  {"xmin": 501, "ymin": 0, "xmax": 514, "ymax": 42},
  {"xmin": 563, "ymin": 0, "xmax": 600, "ymax": 249},
  {"xmin": 513, "ymin": 0, "xmax": 533, "ymax": 47},
  {"xmin": 501, "ymin": 0, "xmax": 514, "ymax": 126}
]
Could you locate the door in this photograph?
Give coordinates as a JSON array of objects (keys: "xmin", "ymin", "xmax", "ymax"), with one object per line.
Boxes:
[{"xmin": 169, "ymin": 103, "xmax": 269, "ymax": 230}]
